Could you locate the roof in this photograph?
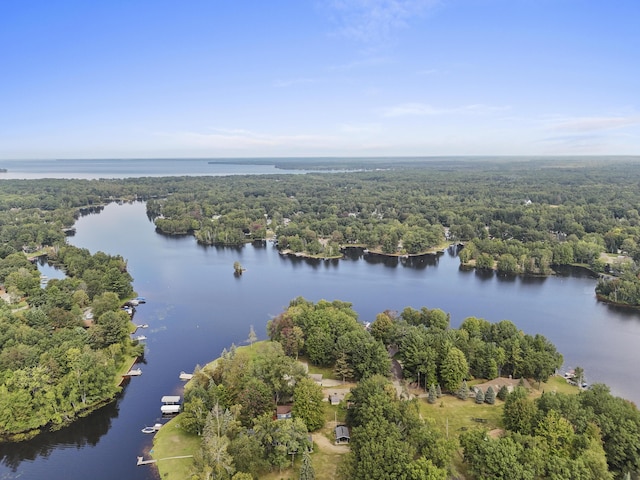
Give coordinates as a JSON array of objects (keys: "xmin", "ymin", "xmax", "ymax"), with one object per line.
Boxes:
[
  {"xmin": 161, "ymin": 395, "xmax": 181, "ymax": 404},
  {"xmin": 276, "ymin": 405, "xmax": 293, "ymax": 415},
  {"xmin": 335, "ymin": 425, "xmax": 350, "ymax": 439}
]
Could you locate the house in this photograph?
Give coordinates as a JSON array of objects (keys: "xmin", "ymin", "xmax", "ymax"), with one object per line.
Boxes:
[
  {"xmin": 276, "ymin": 405, "xmax": 293, "ymax": 420},
  {"xmin": 335, "ymin": 425, "xmax": 350, "ymax": 444}
]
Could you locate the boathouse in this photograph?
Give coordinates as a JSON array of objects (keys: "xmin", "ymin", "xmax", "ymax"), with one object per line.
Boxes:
[{"xmin": 161, "ymin": 395, "xmax": 181, "ymax": 414}]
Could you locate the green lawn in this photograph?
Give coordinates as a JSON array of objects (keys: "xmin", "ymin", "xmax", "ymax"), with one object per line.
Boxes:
[{"xmin": 152, "ymin": 416, "xmax": 200, "ymax": 479}]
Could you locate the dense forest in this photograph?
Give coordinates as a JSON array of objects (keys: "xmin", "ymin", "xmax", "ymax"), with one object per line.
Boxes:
[
  {"xmin": 2, "ymin": 157, "xmax": 640, "ymax": 442},
  {"xmin": 147, "ymin": 159, "xmax": 640, "ymax": 304},
  {"xmin": 173, "ymin": 298, "xmax": 639, "ymax": 479}
]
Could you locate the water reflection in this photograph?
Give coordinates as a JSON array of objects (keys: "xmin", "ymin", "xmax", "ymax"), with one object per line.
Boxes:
[
  {"xmin": 496, "ymin": 273, "xmax": 517, "ymax": 283},
  {"xmin": 363, "ymin": 253, "xmax": 399, "ymax": 268},
  {"xmin": 520, "ymin": 275, "xmax": 548, "ymax": 286},
  {"xmin": 474, "ymin": 269, "xmax": 494, "ymax": 281},
  {"xmin": 0, "ymin": 396, "xmax": 120, "ymax": 472},
  {"xmin": 400, "ymin": 253, "xmax": 440, "ymax": 270}
]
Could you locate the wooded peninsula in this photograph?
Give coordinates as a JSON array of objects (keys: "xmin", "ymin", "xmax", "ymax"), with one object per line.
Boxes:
[{"xmin": 1, "ymin": 157, "xmax": 640, "ymax": 478}]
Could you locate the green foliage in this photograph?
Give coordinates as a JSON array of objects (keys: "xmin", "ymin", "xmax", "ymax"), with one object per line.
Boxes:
[
  {"xmin": 497, "ymin": 385, "xmax": 509, "ymax": 401},
  {"xmin": 427, "ymin": 384, "xmax": 437, "ymax": 404},
  {"xmin": 440, "ymin": 347, "xmax": 468, "ymax": 392},
  {"xmin": 292, "ymin": 377, "xmax": 325, "ymax": 432},
  {"xmin": 485, "ymin": 386, "xmax": 496, "ymax": 405},
  {"xmin": 475, "ymin": 388, "xmax": 485, "ymax": 404},
  {"xmin": 456, "ymin": 380, "xmax": 469, "ymax": 400}
]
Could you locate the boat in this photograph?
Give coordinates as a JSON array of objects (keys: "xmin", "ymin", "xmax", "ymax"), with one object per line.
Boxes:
[
  {"xmin": 135, "ymin": 297, "xmax": 147, "ymax": 303},
  {"xmin": 135, "ymin": 335, "xmax": 147, "ymax": 341},
  {"xmin": 179, "ymin": 371, "xmax": 194, "ymax": 381},
  {"xmin": 141, "ymin": 423, "xmax": 163, "ymax": 434},
  {"xmin": 136, "ymin": 324, "xmax": 149, "ymax": 329},
  {"xmin": 125, "ymin": 368, "xmax": 142, "ymax": 376}
]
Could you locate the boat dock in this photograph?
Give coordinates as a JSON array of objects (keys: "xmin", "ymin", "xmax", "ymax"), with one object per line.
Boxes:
[
  {"xmin": 161, "ymin": 395, "xmax": 181, "ymax": 415},
  {"xmin": 137, "ymin": 455, "xmax": 193, "ymax": 466}
]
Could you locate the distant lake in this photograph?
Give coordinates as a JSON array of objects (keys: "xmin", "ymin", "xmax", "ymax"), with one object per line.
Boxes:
[
  {"xmin": 0, "ymin": 158, "xmax": 311, "ymax": 179},
  {"xmin": 2, "ymin": 201, "xmax": 640, "ymax": 480}
]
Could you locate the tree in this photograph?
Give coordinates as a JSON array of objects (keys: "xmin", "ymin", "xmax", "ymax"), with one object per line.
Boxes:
[
  {"xmin": 503, "ymin": 387, "xmax": 536, "ymax": 434},
  {"xmin": 334, "ymin": 352, "xmax": 354, "ymax": 383},
  {"xmin": 485, "ymin": 386, "xmax": 496, "ymax": 405},
  {"xmin": 497, "ymin": 385, "xmax": 509, "ymax": 401},
  {"xmin": 233, "ymin": 261, "xmax": 243, "ymax": 275},
  {"xmin": 247, "ymin": 325, "xmax": 257, "ymax": 348},
  {"xmin": 456, "ymin": 380, "xmax": 469, "ymax": 400},
  {"xmin": 292, "ymin": 377, "xmax": 325, "ymax": 431},
  {"xmin": 427, "ymin": 384, "xmax": 437, "ymax": 404},
  {"xmin": 299, "ymin": 452, "xmax": 315, "ymax": 480},
  {"xmin": 475, "ymin": 388, "xmax": 485, "ymax": 404},
  {"xmin": 439, "ymin": 347, "xmax": 468, "ymax": 392}
]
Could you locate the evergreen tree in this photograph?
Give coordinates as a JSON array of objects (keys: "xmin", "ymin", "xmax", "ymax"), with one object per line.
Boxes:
[
  {"xmin": 497, "ymin": 385, "xmax": 509, "ymax": 401},
  {"xmin": 456, "ymin": 380, "xmax": 469, "ymax": 400},
  {"xmin": 436, "ymin": 384, "xmax": 442, "ymax": 398},
  {"xmin": 485, "ymin": 386, "xmax": 496, "ymax": 405},
  {"xmin": 299, "ymin": 452, "xmax": 315, "ymax": 480},
  {"xmin": 427, "ymin": 384, "xmax": 437, "ymax": 404},
  {"xmin": 475, "ymin": 388, "xmax": 485, "ymax": 404}
]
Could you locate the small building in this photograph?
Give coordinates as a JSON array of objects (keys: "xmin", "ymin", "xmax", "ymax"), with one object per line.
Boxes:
[
  {"xmin": 335, "ymin": 425, "xmax": 350, "ymax": 444},
  {"xmin": 276, "ymin": 405, "xmax": 293, "ymax": 420}
]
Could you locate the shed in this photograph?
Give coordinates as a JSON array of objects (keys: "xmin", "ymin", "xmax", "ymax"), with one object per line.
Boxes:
[
  {"xmin": 335, "ymin": 425, "xmax": 350, "ymax": 444},
  {"xmin": 276, "ymin": 405, "xmax": 293, "ymax": 420}
]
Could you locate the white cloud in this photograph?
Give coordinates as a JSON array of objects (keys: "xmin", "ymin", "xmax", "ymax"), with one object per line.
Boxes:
[{"xmin": 379, "ymin": 102, "xmax": 510, "ymax": 117}]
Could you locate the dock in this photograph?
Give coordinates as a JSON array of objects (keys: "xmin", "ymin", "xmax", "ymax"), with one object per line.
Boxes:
[{"xmin": 137, "ymin": 455, "xmax": 193, "ymax": 466}]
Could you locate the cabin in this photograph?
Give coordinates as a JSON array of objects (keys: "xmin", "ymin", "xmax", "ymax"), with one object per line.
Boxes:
[
  {"xmin": 335, "ymin": 425, "xmax": 350, "ymax": 444},
  {"xmin": 276, "ymin": 405, "xmax": 293, "ymax": 420},
  {"xmin": 161, "ymin": 395, "xmax": 181, "ymax": 415}
]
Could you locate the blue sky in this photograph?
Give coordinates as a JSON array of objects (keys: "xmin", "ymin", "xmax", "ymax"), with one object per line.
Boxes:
[{"xmin": 1, "ymin": 0, "xmax": 639, "ymax": 159}]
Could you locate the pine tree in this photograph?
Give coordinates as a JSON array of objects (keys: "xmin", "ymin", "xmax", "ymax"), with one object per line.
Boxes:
[
  {"xmin": 299, "ymin": 452, "xmax": 315, "ymax": 480},
  {"xmin": 485, "ymin": 386, "xmax": 496, "ymax": 405},
  {"xmin": 497, "ymin": 385, "xmax": 509, "ymax": 401},
  {"xmin": 427, "ymin": 384, "xmax": 437, "ymax": 404},
  {"xmin": 456, "ymin": 380, "xmax": 469, "ymax": 400},
  {"xmin": 475, "ymin": 388, "xmax": 485, "ymax": 404},
  {"xmin": 436, "ymin": 384, "xmax": 442, "ymax": 398}
]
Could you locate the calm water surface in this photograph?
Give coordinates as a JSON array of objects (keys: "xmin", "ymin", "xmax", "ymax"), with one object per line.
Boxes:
[{"xmin": 2, "ymin": 201, "xmax": 640, "ymax": 479}]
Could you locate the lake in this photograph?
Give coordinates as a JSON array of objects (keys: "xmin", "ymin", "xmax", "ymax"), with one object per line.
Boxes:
[{"xmin": 1, "ymin": 200, "xmax": 640, "ymax": 479}]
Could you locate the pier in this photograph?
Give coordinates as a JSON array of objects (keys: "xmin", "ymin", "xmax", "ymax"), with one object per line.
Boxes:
[{"xmin": 137, "ymin": 455, "xmax": 193, "ymax": 466}]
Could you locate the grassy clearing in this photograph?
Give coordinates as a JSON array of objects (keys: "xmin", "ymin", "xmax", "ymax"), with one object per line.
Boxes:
[
  {"xmin": 152, "ymin": 415, "xmax": 200, "ymax": 479},
  {"xmin": 419, "ymin": 394, "xmax": 505, "ymax": 439}
]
